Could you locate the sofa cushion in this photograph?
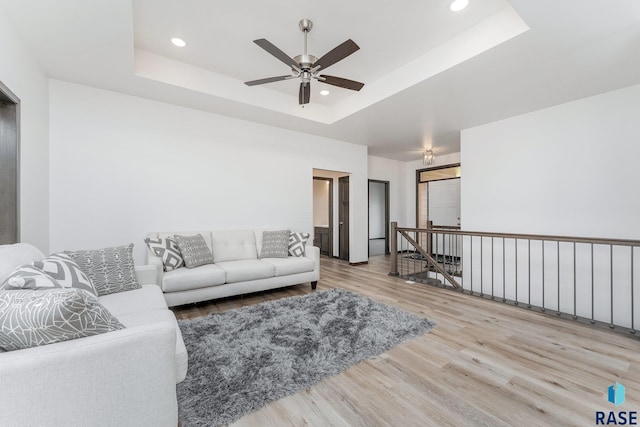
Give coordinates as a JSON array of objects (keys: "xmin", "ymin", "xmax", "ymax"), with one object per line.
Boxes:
[
  {"xmin": 174, "ymin": 234, "xmax": 214, "ymax": 268},
  {"xmin": 33, "ymin": 253, "xmax": 98, "ymax": 296},
  {"xmin": 288, "ymin": 232, "xmax": 311, "ymax": 257},
  {"xmin": 211, "ymin": 230, "xmax": 257, "ymax": 262},
  {"xmin": 0, "ymin": 243, "xmax": 46, "ymax": 283},
  {"xmin": 99, "ymin": 285, "xmax": 168, "ymax": 316},
  {"xmin": 144, "ymin": 236, "xmax": 184, "ymax": 271},
  {"xmin": 259, "ymin": 230, "xmax": 290, "ymax": 259},
  {"xmin": 116, "ymin": 309, "xmax": 188, "ymax": 383},
  {"xmin": 216, "ymin": 260, "xmax": 275, "ymax": 283},
  {"xmin": 66, "ymin": 244, "xmax": 141, "ymax": 296},
  {"xmin": 261, "ymin": 257, "xmax": 315, "ymax": 276},
  {"xmin": 162, "ymin": 264, "xmax": 226, "ymax": 293},
  {"xmin": 0, "ymin": 289, "xmax": 124, "ymax": 351}
]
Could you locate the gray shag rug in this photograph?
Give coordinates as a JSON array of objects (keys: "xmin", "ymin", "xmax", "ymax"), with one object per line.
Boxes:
[{"xmin": 177, "ymin": 288, "xmax": 435, "ymax": 426}]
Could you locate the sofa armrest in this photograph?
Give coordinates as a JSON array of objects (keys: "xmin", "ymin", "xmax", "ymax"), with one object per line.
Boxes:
[
  {"xmin": 0, "ymin": 323, "xmax": 178, "ymax": 427},
  {"xmin": 135, "ymin": 264, "xmax": 159, "ymax": 286},
  {"xmin": 305, "ymin": 244, "xmax": 320, "ymax": 281},
  {"xmin": 145, "ymin": 254, "xmax": 164, "ymax": 285}
]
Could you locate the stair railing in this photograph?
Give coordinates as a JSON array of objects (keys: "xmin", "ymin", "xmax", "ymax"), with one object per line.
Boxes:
[{"xmin": 390, "ymin": 222, "xmax": 640, "ymax": 335}]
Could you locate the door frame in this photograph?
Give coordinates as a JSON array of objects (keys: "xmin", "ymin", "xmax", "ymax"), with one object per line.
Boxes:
[
  {"xmin": 415, "ymin": 163, "xmax": 461, "ymax": 228},
  {"xmin": 368, "ymin": 179, "xmax": 390, "ymax": 256},
  {"xmin": 338, "ymin": 175, "xmax": 350, "ymax": 261},
  {"xmin": 0, "ymin": 80, "xmax": 20, "ymax": 244}
]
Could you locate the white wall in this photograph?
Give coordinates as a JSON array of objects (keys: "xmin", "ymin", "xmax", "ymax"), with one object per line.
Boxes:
[
  {"xmin": 459, "ymin": 84, "xmax": 640, "ymax": 328},
  {"xmin": 0, "ymin": 12, "xmax": 50, "ymax": 251},
  {"xmin": 49, "ymin": 80, "xmax": 368, "ymax": 264},
  {"xmin": 461, "ymin": 84, "xmax": 640, "ymax": 240}
]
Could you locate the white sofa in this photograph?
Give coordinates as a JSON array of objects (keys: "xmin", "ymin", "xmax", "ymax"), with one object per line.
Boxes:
[
  {"xmin": 0, "ymin": 243, "xmax": 188, "ymax": 427},
  {"xmin": 146, "ymin": 230, "xmax": 320, "ymax": 307}
]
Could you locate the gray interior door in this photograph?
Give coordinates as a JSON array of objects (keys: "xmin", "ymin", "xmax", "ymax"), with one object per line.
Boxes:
[{"xmin": 0, "ymin": 91, "xmax": 19, "ymax": 245}]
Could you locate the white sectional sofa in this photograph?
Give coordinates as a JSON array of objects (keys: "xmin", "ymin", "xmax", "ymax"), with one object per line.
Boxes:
[
  {"xmin": 146, "ymin": 229, "xmax": 320, "ymax": 307},
  {"xmin": 0, "ymin": 243, "xmax": 188, "ymax": 427}
]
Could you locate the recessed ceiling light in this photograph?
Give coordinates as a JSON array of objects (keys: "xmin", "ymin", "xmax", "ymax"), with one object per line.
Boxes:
[
  {"xmin": 320, "ymin": 90, "xmax": 330, "ymax": 96},
  {"xmin": 171, "ymin": 37, "xmax": 186, "ymax": 47},
  {"xmin": 450, "ymin": 0, "xmax": 469, "ymax": 12}
]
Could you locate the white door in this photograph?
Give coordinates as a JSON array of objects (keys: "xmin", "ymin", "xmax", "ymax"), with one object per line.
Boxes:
[
  {"xmin": 428, "ymin": 179, "xmax": 461, "ymax": 257},
  {"xmin": 428, "ymin": 179, "xmax": 460, "ymax": 227}
]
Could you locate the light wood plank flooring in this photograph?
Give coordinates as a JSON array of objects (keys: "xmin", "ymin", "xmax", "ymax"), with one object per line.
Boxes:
[{"xmin": 172, "ymin": 255, "xmax": 640, "ymax": 426}]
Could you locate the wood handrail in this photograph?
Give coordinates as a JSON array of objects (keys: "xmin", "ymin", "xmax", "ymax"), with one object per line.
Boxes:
[{"xmin": 397, "ymin": 227, "xmax": 640, "ymax": 247}]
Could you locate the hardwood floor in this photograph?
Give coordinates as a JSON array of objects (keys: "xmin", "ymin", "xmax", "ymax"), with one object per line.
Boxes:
[{"xmin": 171, "ymin": 255, "xmax": 640, "ymax": 426}]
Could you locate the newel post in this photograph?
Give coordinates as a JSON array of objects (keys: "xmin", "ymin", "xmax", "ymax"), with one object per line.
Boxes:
[
  {"xmin": 390, "ymin": 221, "xmax": 398, "ymax": 276},
  {"xmin": 427, "ymin": 220, "xmax": 433, "ymax": 254}
]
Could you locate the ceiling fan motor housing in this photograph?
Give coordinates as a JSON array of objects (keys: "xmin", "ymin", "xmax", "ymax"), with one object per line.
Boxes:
[
  {"xmin": 293, "ymin": 54, "xmax": 317, "ymax": 71},
  {"xmin": 299, "ymin": 19, "xmax": 313, "ymax": 33}
]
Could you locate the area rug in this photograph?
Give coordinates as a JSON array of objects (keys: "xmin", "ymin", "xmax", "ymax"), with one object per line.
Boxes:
[{"xmin": 177, "ymin": 288, "xmax": 435, "ymax": 427}]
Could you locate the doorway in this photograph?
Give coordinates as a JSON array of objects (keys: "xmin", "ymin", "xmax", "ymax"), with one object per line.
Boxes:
[
  {"xmin": 416, "ymin": 164, "xmax": 461, "ymax": 229},
  {"xmin": 312, "ymin": 169, "xmax": 350, "ymax": 259},
  {"xmin": 338, "ymin": 176, "xmax": 350, "ymax": 261},
  {"xmin": 417, "ymin": 164, "xmax": 461, "ymax": 254},
  {"xmin": 0, "ymin": 81, "xmax": 19, "ymax": 245},
  {"xmin": 368, "ymin": 180, "xmax": 389, "ymax": 256},
  {"xmin": 312, "ymin": 177, "xmax": 333, "ymax": 257}
]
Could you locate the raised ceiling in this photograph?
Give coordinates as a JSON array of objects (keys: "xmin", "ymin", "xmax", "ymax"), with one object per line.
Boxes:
[
  {"xmin": 1, "ymin": 0, "xmax": 639, "ymax": 161},
  {"xmin": 132, "ymin": 0, "xmax": 522, "ymax": 116}
]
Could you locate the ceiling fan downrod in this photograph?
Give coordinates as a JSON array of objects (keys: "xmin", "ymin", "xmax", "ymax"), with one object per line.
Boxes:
[{"xmin": 295, "ymin": 19, "xmax": 316, "ymax": 85}]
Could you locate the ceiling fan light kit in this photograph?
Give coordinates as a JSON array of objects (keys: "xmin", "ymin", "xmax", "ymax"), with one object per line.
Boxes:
[{"xmin": 245, "ymin": 19, "xmax": 365, "ymax": 105}]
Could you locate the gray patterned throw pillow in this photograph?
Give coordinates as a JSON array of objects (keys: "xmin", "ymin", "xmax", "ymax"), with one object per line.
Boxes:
[
  {"xmin": 0, "ymin": 265, "xmax": 62, "ymax": 290},
  {"xmin": 33, "ymin": 253, "xmax": 98, "ymax": 296},
  {"xmin": 260, "ymin": 230, "xmax": 291, "ymax": 259},
  {"xmin": 174, "ymin": 234, "xmax": 214, "ymax": 268},
  {"xmin": 0, "ymin": 288, "xmax": 125, "ymax": 351},
  {"xmin": 288, "ymin": 232, "xmax": 310, "ymax": 257},
  {"xmin": 144, "ymin": 237, "xmax": 184, "ymax": 271},
  {"xmin": 66, "ymin": 244, "xmax": 141, "ymax": 296}
]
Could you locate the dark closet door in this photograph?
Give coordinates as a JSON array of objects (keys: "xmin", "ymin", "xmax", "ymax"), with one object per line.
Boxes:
[{"xmin": 338, "ymin": 176, "xmax": 349, "ymax": 261}]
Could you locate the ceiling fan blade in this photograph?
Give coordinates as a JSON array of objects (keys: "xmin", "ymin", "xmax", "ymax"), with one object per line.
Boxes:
[
  {"xmin": 244, "ymin": 75, "xmax": 295, "ymax": 86},
  {"xmin": 319, "ymin": 75, "xmax": 364, "ymax": 91},
  {"xmin": 299, "ymin": 82, "xmax": 310, "ymax": 105},
  {"xmin": 253, "ymin": 39, "xmax": 300, "ymax": 70},
  {"xmin": 314, "ymin": 39, "xmax": 360, "ymax": 71}
]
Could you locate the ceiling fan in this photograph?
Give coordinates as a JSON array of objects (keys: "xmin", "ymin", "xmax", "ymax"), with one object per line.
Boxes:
[{"xmin": 244, "ymin": 19, "xmax": 365, "ymax": 105}]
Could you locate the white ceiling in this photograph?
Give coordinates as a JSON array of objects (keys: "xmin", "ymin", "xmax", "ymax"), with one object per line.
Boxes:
[{"xmin": 1, "ymin": 0, "xmax": 640, "ymax": 161}]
